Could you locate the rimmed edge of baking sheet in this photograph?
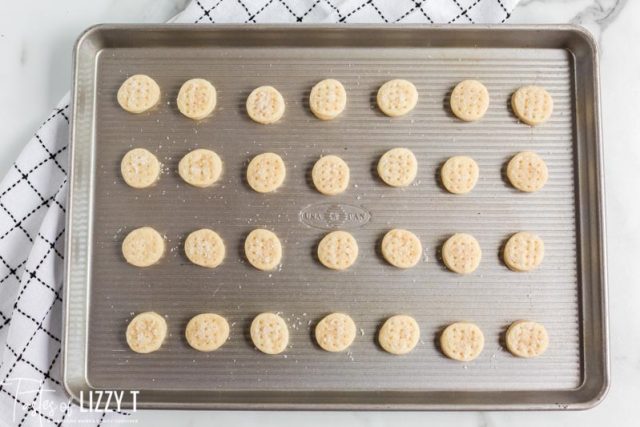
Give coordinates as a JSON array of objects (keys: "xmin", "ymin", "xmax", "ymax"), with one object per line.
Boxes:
[{"xmin": 63, "ymin": 24, "xmax": 608, "ymax": 410}]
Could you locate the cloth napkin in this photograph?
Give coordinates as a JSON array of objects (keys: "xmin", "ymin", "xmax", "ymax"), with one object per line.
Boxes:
[{"xmin": 0, "ymin": 0, "xmax": 519, "ymax": 425}]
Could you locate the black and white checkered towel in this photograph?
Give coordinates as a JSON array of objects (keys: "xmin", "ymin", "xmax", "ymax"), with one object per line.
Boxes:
[{"xmin": 0, "ymin": 0, "xmax": 518, "ymax": 425}]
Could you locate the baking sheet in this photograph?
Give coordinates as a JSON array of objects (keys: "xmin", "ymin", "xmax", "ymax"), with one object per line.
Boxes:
[{"xmin": 63, "ymin": 24, "xmax": 608, "ymax": 410}]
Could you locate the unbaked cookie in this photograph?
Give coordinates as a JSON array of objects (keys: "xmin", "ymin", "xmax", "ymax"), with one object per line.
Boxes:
[
  {"xmin": 310, "ymin": 79, "xmax": 347, "ymax": 120},
  {"xmin": 126, "ymin": 312, "xmax": 167, "ymax": 353},
  {"xmin": 450, "ymin": 80, "xmax": 490, "ymax": 122},
  {"xmin": 441, "ymin": 155, "xmax": 479, "ymax": 194},
  {"xmin": 122, "ymin": 227, "xmax": 165, "ymax": 267},
  {"xmin": 250, "ymin": 312, "xmax": 289, "ymax": 354},
  {"xmin": 503, "ymin": 231, "xmax": 544, "ymax": 272},
  {"xmin": 377, "ymin": 148, "xmax": 418, "ymax": 187},
  {"xmin": 315, "ymin": 312, "xmax": 357, "ymax": 352},
  {"xmin": 246, "ymin": 86, "xmax": 285, "ymax": 124},
  {"xmin": 511, "ymin": 85, "xmax": 553, "ymax": 126},
  {"xmin": 244, "ymin": 229, "xmax": 282, "ymax": 271},
  {"xmin": 505, "ymin": 320, "xmax": 549, "ymax": 358},
  {"xmin": 120, "ymin": 148, "xmax": 160, "ymax": 189},
  {"xmin": 440, "ymin": 322, "xmax": 484, "ymax": 362},
  {"xmin": 176, "ymin": 78, "xmax": 217, "ymax": 120},
  {"xmin": 507, "ymin": 151, "xmax": 548, "ymax": 193},
  {"xmin": 442, "ymin": 233, "xmax": 481, "ymax": 274},
  {"xmin": 178, "ymin": 149, "xmax": 223, "ymax": 188},
  {"xmin": 184, "ymin": 229, "xmax": 225, "ymax": 268},
  {"xmin": 117, "ymin": 74, "xmax": 161, "ymax": 114},
  {"xmin": 312, "ymin": 155, "xmax": 350, "ymax": 195},
  {"xmin": 381, "ymin": 229, "xmax": 422, "ymax": 269},
  {"xmin": 378, "ymin": 315, "xmax": 420, "ymax": 355},
  {"xmin": 185, "ymin": 313, "xmax": 230, "ymax": 352},
  {"xmin": 246, "ymin": 152, "xmax": 286, "ymax": 193},
  {"xmin": 317, "ymin": 231, "xmax": 359, "ymax": 270},
  {"xmin": 377, "ymin": 79, "xmax": 418, "ymax": 117}
]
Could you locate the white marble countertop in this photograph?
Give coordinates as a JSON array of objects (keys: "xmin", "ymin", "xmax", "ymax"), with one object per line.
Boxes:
[{"xmin": 1, "ymin": 0, "xmax": 636, "ymax": 425}]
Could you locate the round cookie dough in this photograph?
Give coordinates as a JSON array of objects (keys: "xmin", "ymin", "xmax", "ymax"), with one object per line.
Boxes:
[
  {"xmin": 246, "ymin": 152, "xmax": 286, "ymax": 193},
  {"xmin": 503, "ymin": 231, "xmax": 545, "ymax": 272},
  {"xmin": 122, "ymin": 227, "xmax": 165, "ymax": 267},
  {"xmin": 120, "ymin": 148, "xmax": 160, "ymax": 189},
  {"xmin": 315, "ymin": 312, "xmax": 357, "ymax": 352},
  {"xmin": 442, "ymin": 233, "xmax": 481, "ymax": 274},
  {"xmin": 310, "ymin": 79, "xmax": 347, "ymax": 120},
  {"xmin": 312, "ymin": 155, "xmax": 350, "ymax": 195},
  {"xmin": 450, "ymin": 79, "xmax": 490, "ymax": 122},
  {"xmin": 381, "ymin": 229, "xmax": 422, "ymax": 269},
  {"xmin": 185, "ymin": 313, "xmax": 230, "ymax": 352},
  {"xmin": 377, "ymin": 147, "xmax": 418, "ymax": 187},
  {"xmin": 377, "ymin": 79, "xmax": 418, "ymax": 117},
  {"xmin": 317, "ymin": 231, "xmax": 359, "ymax": 270},
  {"xmin": 117, "ymin": 74, "xmax": 161, "ymax": 114},
  {"xmin": 184, "ymin": 229, "xmax": 226, "ymax": 268},
  {"xmin": 244, "ymin": 229, "xmax": 282, "ymax": 271},
  {"xmin": 176, "ymin": 78, "xmax": 217, "ymax": 120},
  {"xmin": 440, "ymin": 322, "xmax": 484, "ymax": 362},
  {"xmin": 441, "ymin": 155, "xmax": 479, "ymax": 194},
  {"xmin": 246, "ymin": 86, "xmax": 285, "ymax": 124},
  {"xmin": 505, "ymin": 320, "xmax": 549, "ymax": 358},
  {"xmin": 250, "ymin": 312, "xmax": 289, "ymax": 354},
  {"xmin": 507, "ymin": 151, "xmax": 548, "ymax": 193},
  {"xmin": 511, "ymin": 85, "xmax": 553, "ymax": 126},
  {"xmin": 126, "ymin": 311, "xmax": 167, "ymax": 353},
  {"xmin": 378, "ymin": 315, "xmax": 420, "ymax": 355},
  {"xmin": 178, "ymin": 149, "xmax": 223, "ymax": 188}
]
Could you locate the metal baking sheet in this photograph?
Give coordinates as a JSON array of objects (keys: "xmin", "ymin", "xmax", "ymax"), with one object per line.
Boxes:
[{"xmin": 63, "ymin": 24, "xmax": 608, "ymax": 410}]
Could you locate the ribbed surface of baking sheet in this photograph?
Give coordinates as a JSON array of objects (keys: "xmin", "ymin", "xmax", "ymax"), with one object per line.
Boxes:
[{"xmin": 86, "ymin": 45, "xmax": 581, "ymax": 393}]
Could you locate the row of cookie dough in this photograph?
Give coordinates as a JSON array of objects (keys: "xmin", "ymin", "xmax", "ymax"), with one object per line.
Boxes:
[
  {"xmin": 122, "ymin": 147, "xmax": 549, "ymax": 194},
  {"xmin": 118, "ymin": 75, "xmax": 553, "ymax": 126},
  {"xmin": 126, "ymin": 311, "xmax": 549, "ymax": 360},
  {"xmin": 123, "ymin": 227, "xmax": 544, "ymax": 273}
]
